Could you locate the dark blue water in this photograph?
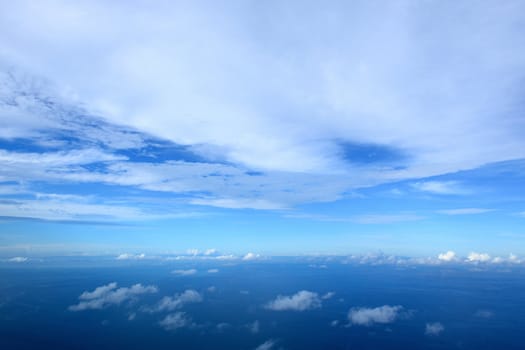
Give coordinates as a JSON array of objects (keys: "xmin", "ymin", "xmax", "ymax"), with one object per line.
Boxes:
[{"xmin": 1, "ymin": 259, "xmax": 524, "ymax": 349}]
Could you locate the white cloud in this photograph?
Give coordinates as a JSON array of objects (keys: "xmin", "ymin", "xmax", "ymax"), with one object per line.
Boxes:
[
  {"xmin": 242, "ymin": 252, "xmax": 260, "ymax": 261},
  {"xmin": 171, "ymin": 269, "xmax": 197, "ymax": 276},
  {"xmin": 159, "ymin": 312, "xmax": 194, "ymax": 331},
  {"xmin": 116, "ymin": 253, "xmax": 145, "ymax": 260},
  {"xmin": 411, "ymin": 181, "xmax": 467, "ymax": 195},
  {"xmin": 467, "ymin": 252, "xmax": 491, "ymax": 263},
  {"xmin": 2, "ymin": 0, "xmax": 525, "ymax": 210},
  {"xmin": 207, "ymin": 269, "xmax": 219, "ymax": 273},
  {"xmin": 348, "ymin": 305, "xmax": 403, "ymax": 326},
  {"xmin": 255, "ymin": 339, "xmax": 276, "ymax": 350},
  {"xmin": 154, "ymin": 289, "xmax": 202, "ymax": 312},
  {"xmin": 437, "ymin": 251, "xmax": 457, "ymax": 262},
  {"xmin": 8, "ymin": 256, "xmax": 28, "ymax": 262},
  {"xmin": 265, "ymin": 290, "xmax": 321, "ymax": 311},
  {"xmin": 425, "ymin": 322, "xmax": 444, "ymax": 336},
  {"xmin": 437, "ymin": 208, "xmax": 494, "ymax": 215},
  {"xmin": 69, "ymin": 282, "xmax": 158, "ymax": 311}
]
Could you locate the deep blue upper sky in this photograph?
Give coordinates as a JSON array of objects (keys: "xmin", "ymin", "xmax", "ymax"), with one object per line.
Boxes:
[{"xmin": 0, "ymin": 0, "xmax": 524, "ymax": 259}]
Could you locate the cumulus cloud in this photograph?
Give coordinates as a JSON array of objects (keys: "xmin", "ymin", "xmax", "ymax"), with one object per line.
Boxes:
[
  {"xmin": 255, "ymin": 339, "xmax": 276, "ymax": 350},
  {"xmin": 265, "ymin": 290, "xmax": 321, "ymax": 311},
  {"xmin": 348, "ymin": 305, "xmax": 403, "ymax": 326},
  {"xmin": 159, "ymin": 312, "xmax": 194, "ymax": 331},
  {"xmin": 154, "ymin": 290, "xmax": 202, "ymax": 312},
  {"xmin": 467, "ymin": 252, "xmax": 491, "ymax": 263},
  {"xmin": 425, "ymin": 322, "xmax": 444, "ymax": 336},
  {"xmin": 438, "ymin": 251, "xmax": 457, "ymax": 262},
  {"xmin": 242, "ymin": 252, "xmax": 261, "ymax": 261},
  {"xmin": 69, "ymin": 282, "xmax": 158, "ymax": 311},
  {"xmin": 172, "ymin": 269, "xmax": 197, "ymax": 276}
]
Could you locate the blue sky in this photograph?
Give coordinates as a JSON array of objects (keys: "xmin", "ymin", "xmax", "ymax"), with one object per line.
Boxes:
[{"xmin": 1, "ymin": 0, "xmax": 525, "ymax": 258}]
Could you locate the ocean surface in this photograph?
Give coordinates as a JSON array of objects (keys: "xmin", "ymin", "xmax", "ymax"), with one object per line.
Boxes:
[{"xmin": 1, "ymin": 258, "xmax": 524, "ymax": 350}]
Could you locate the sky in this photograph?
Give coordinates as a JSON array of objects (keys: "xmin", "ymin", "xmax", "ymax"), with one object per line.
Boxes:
[{"xmin": 0, "ymin": 0, "xmax": 525, "ymax": 258}]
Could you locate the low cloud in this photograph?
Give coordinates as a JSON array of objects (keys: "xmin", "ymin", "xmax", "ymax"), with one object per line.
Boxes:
[
  {"xmin": 69, "ymin": 282, "xmax": 158, "ymax": 311},
  {"xmin": 116, "ymin": 253, "xmax": 145, "ymax": 260},
  {"xmin": 243, "ymin": 252, "xmax": 261, "ymax": 261},
  {"xmin": 265, "ymin": 290, "xmax": 321, "ymax": 311},
  {"xmin": 467, "ymin": 252, "xmax": 491, "ymax": 262},
  {"xmin": 255, "ymin": 339, "xmax": 276, "ymax": 350},
  {"xmin": 248, "ymin": 320, "xmax": 260, "ymax": 334},
  {"xmin": 348, "ymin": 305, "xmax": 403, "ymax": 326},
  {"xmin": 425, "ymin": 322, "xmax": 444, "ymax": 336},
  {"xmin": 321, "ymin": 292, "xmax": 335, "ymax": 300},
  {"xmin": 438, "ymin": 251, "xmax": 457, "ymax": 262},
  {"xmin": 172, "ymin": 269, "xmax": 197, "ymax": 276},
  {"xmin": 8, "ymin": 256, "xmax": 28, "ymax": 262},
  {"xmin": 474, "ymin": 310, "xmax": 493, "ymax": 318},
  {"xmin": 154, "ymin": 290, "xmax": 202, "ymax": 312},
  {"xmin": 159, "ymin": 312, "xmax": 194, "ymax": 331}
]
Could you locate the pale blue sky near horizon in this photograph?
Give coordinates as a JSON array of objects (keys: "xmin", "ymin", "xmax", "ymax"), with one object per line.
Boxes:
[{"xmin": 0, "ymin": 0, "xmax": 525, "ymax": 258}]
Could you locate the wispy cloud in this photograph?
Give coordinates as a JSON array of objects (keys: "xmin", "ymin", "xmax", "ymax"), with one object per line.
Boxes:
[
  {"xmin": 255, "ymin": 339, "xmax": 277, "ymax": 350},
  {"xmin": 411, "ymin": 181, "xmax": 468, "ymax": 195},
  {"xmin": 437, "ymin": 208, "xmax": 494, "ymax": 215}
]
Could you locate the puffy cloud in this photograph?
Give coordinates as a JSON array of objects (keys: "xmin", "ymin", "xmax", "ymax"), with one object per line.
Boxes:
[
  {"xmin": 159, "ymin": 312, "xmax": 194, "ymax": 331},
  {"xmin": 8, "ymin": 256, "xmax": 28, "ymax": 262},
  {"xmin": 255, "ymin": 340, "xmax": 276, "ymax": 350},
  {"xmin": 154, "ymin": 290, "xmax": 202, "ymax": 312},
  {"xmin": 171, "ymin": 269, "xmax": 197, "ymax": 276},
  {"xmin": 425, "ymin": 322, "xmax": 444, "ymax": 336},
  {"xmin": 467, "ymin": 252, "xmax": 491, "ymax": 263},
  {"xmin": 116, "ymin": 253, "xmax": 145, "ymax": 260},
  {"xmin": 242, "ymin": 252, "xmax": 260, "ymax": 261},
  {"xmin": 348, "ymin": 305, "xmax": 403, "ymax": 326},
  {"xmin": 265, "ymin": 290, "xmax": 321, "ymax": 311},
  {"xmin": 438, "ymin": 251, "xmax": 457, "ymax": 262},
  {"xmin": 69, "ymin": 282, "xmax": 158, "ymax": 311}
]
